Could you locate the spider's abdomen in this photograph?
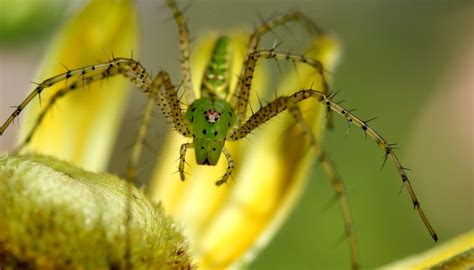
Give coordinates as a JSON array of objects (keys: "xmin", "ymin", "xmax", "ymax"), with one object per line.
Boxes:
[
  {"xmin": 200, "ymin": 36, "xmax": 232, "ymax": 99},
  {"xmin": 185, "ymin": 97, "xmax": 236, "ymax": 165}
]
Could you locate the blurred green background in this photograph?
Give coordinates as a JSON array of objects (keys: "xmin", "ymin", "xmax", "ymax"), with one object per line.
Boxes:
[{"xmin": 0, "ymin": 0, "xmax": 472, "ymax": 269}]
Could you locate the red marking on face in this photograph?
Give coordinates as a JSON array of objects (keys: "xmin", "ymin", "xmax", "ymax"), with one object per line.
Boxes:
[{"xmin": 204, "ymin": 109, "xmax": 221, "ymax": 123}]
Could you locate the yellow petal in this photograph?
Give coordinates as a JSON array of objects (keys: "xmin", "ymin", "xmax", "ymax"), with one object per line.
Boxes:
[
  {"xmin": 381, "ymin": 230, "xmax": 474, "ymax": 270},
  {"xmin": 147, "ymin": 32, "xmax": 341, "ymax": 269},
  {"xmin": 147, "ymin": 31, "xmax": 258, "ymax": 249},
  {"xmin": 197, "ymin": 35, "xmax": 341, "ymax": 269},
  {"xmin": 19, "ymin": 0, "xmax": 138, "ymax": 172}
]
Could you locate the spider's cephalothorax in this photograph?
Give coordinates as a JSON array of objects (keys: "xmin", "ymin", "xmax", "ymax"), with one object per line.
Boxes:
[{"xmin": 185, "ymin": 97, "xmax": 236, "ymax": 166}]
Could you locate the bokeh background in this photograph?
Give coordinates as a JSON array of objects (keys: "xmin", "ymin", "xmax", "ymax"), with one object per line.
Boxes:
[{"xmin": 0, "ymin": 0, "xmax": 472, "ymax": 269}]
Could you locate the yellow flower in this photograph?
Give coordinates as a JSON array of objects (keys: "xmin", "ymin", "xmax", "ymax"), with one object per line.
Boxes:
[
  {"xmin": 2, "ymin": 0, "xmax": 345, "ymax": 269},
  {"xmin": 147, "ymin": 32, "xmax": 340, "ymax": 269}
]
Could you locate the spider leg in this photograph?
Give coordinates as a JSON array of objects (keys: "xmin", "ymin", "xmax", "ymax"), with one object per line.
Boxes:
[
  {"xmin": 178, "ymin": 144, "xmax": 234, "ymax": 186},
  {"xmin": 230, "ymin": 94, "xmax": 359, "ymax": 269},
  {"xmin": 4, "ymin": 58, "xmax": 191, "ymax": 151},
  {"xmin": 1, "ymin": 58, "xmax": 153, "ymax": 136},
  {"xmin": 240, "ymin": 11, "xmax": 323, "ymax": 79},
  {"xmin": 164, "ymin": 0, "xmax": 195, "ymax": 103},
  {"xmin": 126, "ymin": 69, "xmax": 194, "ymax": 182},
  {"xmin": 126, "ymin": 98, "xmax": 154, "ymax": 182},
  {"xmin": 230, "ymin": 88, "xmax": 438, "ymax": 243},
  {"xmin": 215, "ymin": 147, "xmax": 234, "ymax": 186},
  {"xmin": 149, "ymin": 71, "xmax": 191, "ymax": 137},
  {"xmin": 231, "ymin": 11, "xmax": 328, "ymax": 121},
  {"xmin": 308, "ymin": 89, "xmax": 437, "ymax": 241},
  {"xmin": 122, "ymin": 98, "xmax": 156, "ymax": 270},
  {"xmin": 232, "ymin": 49, "xmax": 329, "ymax": 126},
  {"xmin": 286, "ymin": 98, "xmax": 359, "ymax": 270},
  {"xmin": 179, "ymin": 142, "xmax": 194, "ymax": 181}
]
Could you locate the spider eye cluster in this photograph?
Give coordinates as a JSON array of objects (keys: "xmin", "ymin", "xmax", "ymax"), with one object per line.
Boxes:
[
  {"xmin": 185, "ymin": 97, "xmax": 236, "ymax": 141},
  {"xmin": 204, "ymin": 109, "xmax": 221, "ymax": 123}
]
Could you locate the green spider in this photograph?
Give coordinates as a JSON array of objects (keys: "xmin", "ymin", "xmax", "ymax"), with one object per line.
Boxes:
[{"xmin": 0, "ymin": 0, "xmax": 438, "ymax": 269}]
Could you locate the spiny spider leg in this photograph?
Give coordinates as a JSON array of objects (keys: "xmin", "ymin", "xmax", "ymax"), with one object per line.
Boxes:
[
  {"xmin": 215, "ymin": 147, "xmax": 234, "ymax": 186},
  {"xmin": 179, "ymin": 142, "xmax": 193, "ymax": 181},
  {"xmin": 164, "ymin": 0, "xmax": 195, "ymax": 103},
  {"xmin": 2, "ymin": 58, "xmax": 191, "ymax": 149},
  {"xmin": 244, "ymin": 11, "xmax": 323, "ymax": 62},
  {"xmin": 229, "ymin": 89, "xmax": 438, "ymax": 242},
  {"xmin": 123, "ymin": 98, "xmax": 155, "ymax": 269},
  {"xmin": 286, "ymin": 98, "xmax": 359, "ymax": 270},
  {"xmin": 232, "ymin": 11, "xmax": 324, "ymax": 125},
  {"xmin": 149, "ymin": 70, "xmax": 191, "ymax": 137},
  {"xmin": 126, "ymin": 98, "xmax": 154, "ymax": 182},
  {"xmin": 233, "ymin": 49, "xmax": 329, "ymax": 126},
  {"xmin": 14, "ymin": 67, "xmax": 126, "ymax": 151},
  {"xmin": 179, "ymin": 142, "xmax": 235, "ymax": 187},
  {"xmin": 0, "ymin": 58, "xmax": 138, "ymax": 136}
]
